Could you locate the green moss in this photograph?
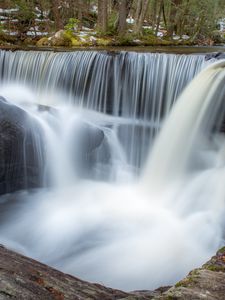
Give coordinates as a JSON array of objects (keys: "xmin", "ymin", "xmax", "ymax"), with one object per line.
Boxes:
[
  {"xmin": 175, "ymin": 270, "xmax": 200, "ymax": 288},
  {"xmin": 175, "ymin": 279, "xmax": 191, "ymax": 288},
  {"xmin": 96, "ymin": 38, "xmax": 111, "ymax": 46},
  {"xmin": 71, "ymin": 37, "xmax": 82, "ymax": 46},
  {"xmin": 218, "ymin": 246, "xmax": 225, "ymax": 253},
  {"xmin": 205, "ymin": 265, "xmax": 225, "ymax": 272}
]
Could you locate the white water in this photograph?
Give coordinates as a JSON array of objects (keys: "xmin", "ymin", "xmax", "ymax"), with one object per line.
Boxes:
[
  {"xmin": 0, "ymin": 54, "xmax": 224, "ymax": 291},
  {"xmin": 0, "ymin": 50, "xmax": 208, "ymax": 168}
]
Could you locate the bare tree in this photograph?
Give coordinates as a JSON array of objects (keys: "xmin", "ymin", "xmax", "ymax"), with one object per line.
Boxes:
[
  {"xmin": 134, "ymin": 0, "xmax": 150, "ymax": 35},
  {"xmin": 51, "ymin": 0, "xmax": 63, "ymax": 30},
  {"xmin": 167, "ymin": 0, "xmax": 182, "ymax": 37},
  {"xmin": 118, "ymin": 0, "xmax": 127, "ymax": 34},
  {"xmin": 98, "ymin": 0, "xmax": 108, "ymax": 31}
]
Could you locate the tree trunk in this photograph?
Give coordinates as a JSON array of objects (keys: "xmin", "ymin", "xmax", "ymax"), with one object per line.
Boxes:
[
  {"xmin": 78, "ymin": 0, "xmax": 83, "ymax": 29},
  {"xmin": 155, "ymin": 0, "xmax": 164, "ymax": 36},
  {"xmin": 167, "ymin": 0, "xmax": 182, "ymax": 38},
  {"xmin": 98, "ymin": 0, "xmax": 108, "ymax": 32},
  {"xmin": 134, "ymin": 0, "xmax": 149, "ymax": 35},
  {"xmin": 51, "ymin": 0, "xmax": 63, "ymax": 30},
  {"xmin": 118, "ymin": 0, "xmax": 127, "ymax": 35}
]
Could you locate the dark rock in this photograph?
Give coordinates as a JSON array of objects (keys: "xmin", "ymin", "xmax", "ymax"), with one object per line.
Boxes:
[
  {"xmin": 205, "ymin": 52, "xmax": 225, "ymax": 61},
  {"xmin": 0, "ymin": 97, "xmax": 45, "ymax": 195},
  {"xmin": 70, "ymin": 121, "xmax": 107, "ymax": 178},
  {"xmin": 0, "ymin": 96, "xmax": 107, "ymax": 193}
]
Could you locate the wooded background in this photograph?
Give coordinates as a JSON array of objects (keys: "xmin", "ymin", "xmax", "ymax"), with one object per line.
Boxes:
[{"xmin": 1, "ymin": 0, "xmax": 225, "ymax": 43}]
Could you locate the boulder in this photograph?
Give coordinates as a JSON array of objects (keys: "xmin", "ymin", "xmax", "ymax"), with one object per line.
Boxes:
[
  {"xmin": 0, "ymin": 96, "xmax": 107, "ymax": 193},
  {"xmin": 36, "ymin": 37, "xmax": 49, "ymax": 47},
  {"xmin": 69, "ymin": 121, "xmax": 107, "ymax": 178},
  {"xmin": 0, "ymin": 97, "xmax": 45, "ymax": 195},
  {"xmin": 205, "ymin": 52, "xmax": 225, "ymax": 61},
  {"xmin": 156, "ymin": 247, "xmax": 225, "ymax": 299}
]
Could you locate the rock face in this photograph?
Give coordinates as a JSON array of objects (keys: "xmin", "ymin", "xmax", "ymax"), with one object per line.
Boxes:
[
  {"xmin": 0, "ymin": 96, "xmax": 106, "ymax": 194},
  {"xmin": 0, "ymin": 245, "xmax": 155, "ymax": 300},
  {"xmin": 156, "ymin": 247, "xmax": 225, "ymax": 300},
  {"xmin": 205, "ymin": 52, "xmax": 225, "ymax": 61},
  {"xmin": 0, "ymin": 97, "xmax": 45, "ymax": 195},
  {"xmin": 0, "ymin": 244, "xmax": 224, "ymax": 299}
]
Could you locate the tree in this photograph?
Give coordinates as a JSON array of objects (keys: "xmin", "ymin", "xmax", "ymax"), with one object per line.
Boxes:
[
  {"xmin": 13, "ymin": 0, "xmax": 36, "ymax": 39},
  {"xmin": 134, "ymin": 0, "xmax": 150, "ymax": 35},
  {"xmin": 118, "ymin": 0, "xmax": 127, "ymax": 34},
  {"xmin": 50, "ymin": 0, "xmax": 63, "ymax": 30},
  {"xmin": 97, "ymin": 0, "xmax": 108, "ymax": 31},
  {"xmin": 167, "ymin": 0, "xmax": 182, "ymax": 37}
]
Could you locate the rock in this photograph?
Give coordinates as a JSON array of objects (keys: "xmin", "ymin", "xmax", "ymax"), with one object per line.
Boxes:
[
  {"xmin": 0, "ymin": 96, "xmax": 107, "ymax": 193},
  {"xmin": 70, "ymin": 121, "xmax": 107, "ymax": 178},
  {"xmin": 156, "ymin": 246, "xmax": 225, "ymax": 300},
  {"xmin": 36, "ymin": 37, "xmax": 49, "ymax": 47},
  {"xmin": 205, "ymin": 52, "xmax": 225, "ymax": 61},
  {"xmin": 0, "ymin": 244, "xmax": 149, "ymax": 299},
  {"xmin": 0, "ymin": 97, "xmax": 45, "ymax": 195},
  {"xmin": 0, "ymin": 244, "xmax": 224, "ymax": 299},
  {"xmin": 50, "ymin": 31, "xmax": 72, "ymax": 47},
  {"xmin": 36, "ymin": 31, "xmax": 72, "ymax": 47},
  {"xmin": 54, "ymin": 30, "xmax": 65, "ymax": 40}
]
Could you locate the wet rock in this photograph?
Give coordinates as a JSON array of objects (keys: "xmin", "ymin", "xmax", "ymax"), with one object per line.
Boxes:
[
  {"xmin": 0, "ymin": 97, "xmax": 45, "ymax": 195},
  {"xmin": 70, "ymin": 121, "xmax": 107, "ymax": 178},
  {"xmin": 205, "ymin": 52, "xmax": 225, "ymax": 61}
]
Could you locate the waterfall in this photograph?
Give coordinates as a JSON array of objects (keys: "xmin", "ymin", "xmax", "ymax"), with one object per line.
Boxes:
[
  {"xmin": 0, "ymin": 50, "xmax": 207, "ymax": 169},
  {"xmin": 143, "ymin": 60, "xmax": 225, "ymax": 192},
  {"xmin": 0, "ymin": 50, "xmax": 224, "ymax": 291}
]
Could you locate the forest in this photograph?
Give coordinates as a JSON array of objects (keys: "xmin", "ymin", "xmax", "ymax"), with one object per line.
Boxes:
[{"xmin": 0, "ymin": 0, "xmax": 225, "ymax": 47}]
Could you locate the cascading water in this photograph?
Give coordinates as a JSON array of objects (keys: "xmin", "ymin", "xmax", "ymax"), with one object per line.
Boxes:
[
  {"xmin": 0, "ymin": 50, "xmax": 207, "ymax": 168},
  {"xmin": 0, "ymin": 50, "xmax": 224, "ymax": 291}
]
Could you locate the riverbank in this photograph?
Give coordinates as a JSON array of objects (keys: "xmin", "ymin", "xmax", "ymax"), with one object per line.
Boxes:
[
  {"xmin": 1, "ymin": 26, "xmax": 224, "ymax": 54},
  {"xmin": 0, "ymin": 44, "xmax": 225, "ymax": 55}
]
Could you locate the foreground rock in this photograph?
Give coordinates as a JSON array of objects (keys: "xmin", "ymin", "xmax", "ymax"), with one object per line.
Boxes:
[
  {"xmin": 0, "ymin": 245, "xmax": 159, "ymax": 299},
  {"xmin": 156, "ymin": 247, "xmax": 225, "ymax": 300},
  {"xmin": 0, "ymin": 245, "xmax": 225, "ymax": 299}
]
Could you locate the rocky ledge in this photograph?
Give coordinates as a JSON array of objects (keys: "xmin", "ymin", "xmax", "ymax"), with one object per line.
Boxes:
[
  {"xmin": 0, "ymin": 245, "xmax": 224, "ymax": 299},
  {"xmin": 156, "ymin": 247, "xmax": 225, "ymax": 300}
]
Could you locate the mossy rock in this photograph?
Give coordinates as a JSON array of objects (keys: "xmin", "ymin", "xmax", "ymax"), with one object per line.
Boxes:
[
  {"xmin": 96, "ymin": 38, "xmax": 111, "ymax": 46},
  {"xmin": 70, "ymin": 37, "xmax": 82, "ymax": 46},
  {"xmin": 174, "ymin": 270, "xmax": 200, "ymax": 288},
  {"xmin": 50, "ymin": 35, "xmax": 71, "ymax": 47},
  {"xmin": 217, "ymin": 246, "xmax": 225, "ymax": 254},
  {"xmin": 37, "ymin": 30, "xmax": 72, "ymax": 47},
  {"xmin": 36, "ymin": 37, "xmax": 49, "ymax": 47}
]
